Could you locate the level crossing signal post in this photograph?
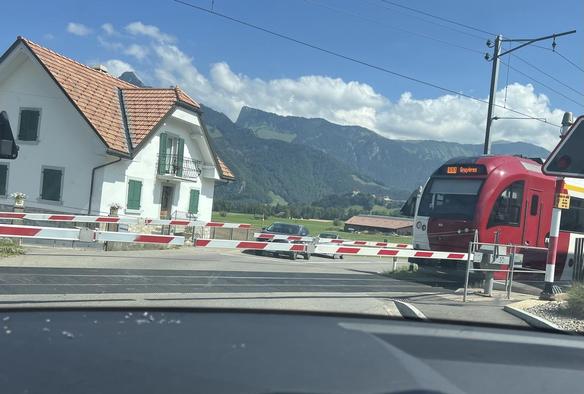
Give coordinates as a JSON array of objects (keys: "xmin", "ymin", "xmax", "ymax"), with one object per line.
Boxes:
[{"xmin": 541, "ymin": 112, "xmax": 583, "ymax": 299}]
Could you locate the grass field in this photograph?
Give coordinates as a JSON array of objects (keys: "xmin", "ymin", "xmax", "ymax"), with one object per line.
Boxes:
[{"xmin": 212, "ymin": 212, "xmax": 412, "ymax": 243}]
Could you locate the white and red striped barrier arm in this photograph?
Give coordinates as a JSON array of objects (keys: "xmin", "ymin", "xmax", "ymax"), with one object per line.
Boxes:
[
  {"xmin": 253, "ymin": 232, "xmax": 314, "ymax": 242},
  {"xmin": 313, "ymin": 245, "xmax": 468, "ymax": 260},
  {"xmin": 144, "ymin": 218, "xmax": 251, "ymax": 228},
  {"xmin": 0, "ymin": 224, "xmax": 184, "ymax": 245},
  {"xmin": 0, "ymin": 211, "xmax": 251, "ymax": 229},
  {"xmin": 95, "ymin": 231, "xmax": 184, "ymax": 245},
  {"xmin": 0, "ymin": 212, "xmax": 139, "ymax": 224},
  {"xmin": 0, "ymin": 224, "xmax": 83, "ymax": 241},
  {"xmin": 324, "ymin": 238, "xmax": 412, "ymax": 249},
  {"xmin": 194, "ymin": 239, "xmax": 307, "ymax": 252}
]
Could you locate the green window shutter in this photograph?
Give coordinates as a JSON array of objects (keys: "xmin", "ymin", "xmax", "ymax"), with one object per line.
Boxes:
[
  {"xmin": 176, "ymin": 138, "xmax": 185, "ymax": 177},
  {"xmin": 189, "ymin": 189, "xmax": 200, "ymax": 214},
  {"xmin": 127, "ymin": 180, "xmax": 142, "ymax": 210},
  {"xmin": 41, "ymin": 168, "xmax": 62, "ymax": 201},
  {"xmin": 18, "ymin": 109, "xmax": 40, "ymax": 141},
  {"xmin": 0, "ymin": 165, "xmax": 7, "ymax": 196},
  {"xmin": 158, "ymin": 133, "xmax": 167, "ymax": 175}
]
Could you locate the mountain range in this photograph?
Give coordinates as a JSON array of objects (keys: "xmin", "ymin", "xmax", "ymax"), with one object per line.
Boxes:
[{"xmin": 203, "ymin": 105, "xmax": 549, "ymax": 203}]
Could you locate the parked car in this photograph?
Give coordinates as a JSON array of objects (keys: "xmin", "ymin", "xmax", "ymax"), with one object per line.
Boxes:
[
  {"xmin": 317, "ymin": 232, "xmax": 344, "ymax": 260},
  {"xmin": 256, "ymin": 222, "xmax": 311, "ymax": 260}
]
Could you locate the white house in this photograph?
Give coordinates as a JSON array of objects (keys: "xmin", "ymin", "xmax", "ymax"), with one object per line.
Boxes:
[{"xmin": 0, "ymin": 36, "xmax": 234, "ymax": 222}]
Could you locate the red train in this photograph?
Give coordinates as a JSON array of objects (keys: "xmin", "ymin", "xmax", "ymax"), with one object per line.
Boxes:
[{"xmin": 410, "ymin": 155, "xmax": 584, "ymax": 280}]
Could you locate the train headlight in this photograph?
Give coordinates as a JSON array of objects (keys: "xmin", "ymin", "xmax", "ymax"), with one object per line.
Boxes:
[
  {"xmin": 416, "ymin": 221, "xmax": 422, "ymax": 229},
  {"xmin": 421, "ymin": 225, "xmax": 427, "ymax": 231}
]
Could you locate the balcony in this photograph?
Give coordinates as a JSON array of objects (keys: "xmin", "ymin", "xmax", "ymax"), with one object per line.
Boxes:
[{"xmin": 157, "ymin": 153, "xmax": 202, "ymax": 180}]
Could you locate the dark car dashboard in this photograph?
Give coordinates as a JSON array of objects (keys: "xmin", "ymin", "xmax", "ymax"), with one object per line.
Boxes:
[{"xmin": 0, "ymin": 308, "xmax": 583, "ymax": 393}]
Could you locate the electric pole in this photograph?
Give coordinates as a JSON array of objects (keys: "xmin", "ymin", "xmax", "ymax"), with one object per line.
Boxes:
[
  {"xmin": 482, "ymin": 30, "xmax": 576, "ymax": 155},
  {"xmin": 483, "ymin": 35, "xmax": 501, "ymax": 155}
]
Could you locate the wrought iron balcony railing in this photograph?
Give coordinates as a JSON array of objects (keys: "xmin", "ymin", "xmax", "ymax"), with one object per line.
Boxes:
[{"xmin": 157, "ymin": 153, "xmax": 202, "ymax": 180}]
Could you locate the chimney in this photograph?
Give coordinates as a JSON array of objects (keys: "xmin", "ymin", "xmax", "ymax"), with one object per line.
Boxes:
[{"xmin": 91, "ymin": 64, "xmax": 109, "ymax": 73}]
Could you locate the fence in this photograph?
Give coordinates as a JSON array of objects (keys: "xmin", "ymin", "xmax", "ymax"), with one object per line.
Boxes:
[{"xmin": 462, "ymin": 241, "xmax": 547, "ymax": 301}]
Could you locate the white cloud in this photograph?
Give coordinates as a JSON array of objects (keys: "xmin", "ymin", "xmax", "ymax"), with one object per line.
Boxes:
[
  {"xmin": 102, "ymin": 59, "xmax": 134, "ymax": 77},
  {"xmin": 125, "ymin": 21, "xmax": 175, "ymax": 43},
  {"xmin": 124, "ymin": 44, "xmax": 149, "ymax": 61},
  {"xmin": 97, "ymin": 22, "xmax": 566, "ymax": 149},
  {"xmin": 67, "ymin": 22, "xmax": 92, "ymax": 36},
  {"xmin": 101, "ymin": 23, "xmax": 116, "ymax": 35},
  {"xmin": 43, "ymin": 33, "xmax": 54, "ymax": 40},
  {"xmin": 97, "ymin": 36, "xmax": 123, "ymax": 51}
]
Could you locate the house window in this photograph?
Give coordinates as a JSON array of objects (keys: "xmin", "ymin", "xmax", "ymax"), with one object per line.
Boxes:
[
  {"xmin": 188, "ymin": 189, "xmax": 200, "ymax": 214},
  {"xmin": 18, "ymin": 108, "xmax": 41, "ymax": 142},
  {"xmin": 487, "ymin": 181, "xmax": 524, "ymax": 228},
  {"xmin": 0, "ymin": 164, "xmax": 8, "ymax": 196},
  {"xmin": 127, "ymin": 180, "xmax": 142, "ymax": 210},
  {"xmin": 158, "ymin": 132, "xmax": 185, "ymax": 176},
  {"xmin": 40, "ymin": 167, "xmax": 63, "ymax": 202}
]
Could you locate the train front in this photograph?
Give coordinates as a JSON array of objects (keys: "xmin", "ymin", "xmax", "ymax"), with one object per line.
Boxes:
[{"xmin": 412, "ymin": 159, "xmax": 487, "ymax": 253}]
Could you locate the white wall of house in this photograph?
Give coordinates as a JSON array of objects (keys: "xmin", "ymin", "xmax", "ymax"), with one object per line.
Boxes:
[
  {"xmin": 0, "ymin": 45, "xmax": 109, "ymax": 213},
  {"xmin": 97, "ymin": 111, "xmax": 218, "ymax": 222}
]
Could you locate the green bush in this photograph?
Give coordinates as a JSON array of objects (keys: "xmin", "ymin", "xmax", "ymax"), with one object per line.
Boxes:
[
  {"xmin": 332, "ymin": 219, "xmax": 341, "ymax": 227},
  {"xmin": 566, "ymin": 284, "xmax": 584, "ymax": 319},
  {"xmin": 219, "ymin": 211, "xmax": 227, "ymax": 217},
  {"xmin": 0, "ymin": 239, "xmax": 24, "ymax": 257}
]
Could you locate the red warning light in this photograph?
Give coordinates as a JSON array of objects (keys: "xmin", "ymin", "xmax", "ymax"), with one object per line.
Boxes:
[{"xmin": 557, "ymin": 155, "xmax": 572, "ymax": 170}]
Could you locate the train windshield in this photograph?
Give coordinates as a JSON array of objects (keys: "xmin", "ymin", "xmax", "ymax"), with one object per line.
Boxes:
[{"xmin": 418, "ymin": 178, "xmax": 483, "ymax": 220}]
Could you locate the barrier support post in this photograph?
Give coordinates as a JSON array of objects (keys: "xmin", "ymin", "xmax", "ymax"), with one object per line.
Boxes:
[{"xmin": 540, "ymin": 178, "xmax": 565, "ymax": 300}]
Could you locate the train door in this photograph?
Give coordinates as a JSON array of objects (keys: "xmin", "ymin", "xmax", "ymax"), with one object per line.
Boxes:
[
  {"xmin": 484, "ymin": 180, "xmax": 525, "ymax": 244},
  {"xmin": 522, "ymin": 189, "xmax": 543, "ymax": 247}
]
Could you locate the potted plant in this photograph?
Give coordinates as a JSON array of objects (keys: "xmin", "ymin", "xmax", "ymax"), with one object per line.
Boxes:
[
  {"xmin": 10, "ymin": 192, "xmax": 26, "ymax": 207},
  {"xmin": 109, "ymin": 202, "xmax": 122, "ymax": 216}
]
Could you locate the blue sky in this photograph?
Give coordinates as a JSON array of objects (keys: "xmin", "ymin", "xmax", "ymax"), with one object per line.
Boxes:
[{"xmin": 0, "ymin": 0, "xmax": 582, "ymax": 147}]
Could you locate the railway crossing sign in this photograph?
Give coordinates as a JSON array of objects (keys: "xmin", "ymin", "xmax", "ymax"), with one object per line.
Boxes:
[{"xmin": 543, "ymin": 115, "xmax": 584, "ymax": 178}]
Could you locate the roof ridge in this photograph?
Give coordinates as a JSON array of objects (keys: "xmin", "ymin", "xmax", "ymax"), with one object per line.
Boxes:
[{"xmin": 19, "ymin": 36, "xmax": 136, "ymax": 89}]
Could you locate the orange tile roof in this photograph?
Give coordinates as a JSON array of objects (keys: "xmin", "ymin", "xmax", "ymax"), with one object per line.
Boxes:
[
  {"xmin": 8, "ymin": 37, "xmax": 233, "ymax": 180},
  {"xmin": 217, "ymin": 157, "xmax": 235, "ymax": 180}
]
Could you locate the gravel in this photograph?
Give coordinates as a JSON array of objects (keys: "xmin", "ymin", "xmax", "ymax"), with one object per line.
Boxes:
[{"xmin": 526, "ymin": 301, "xmax": 584, "ymax": 333}]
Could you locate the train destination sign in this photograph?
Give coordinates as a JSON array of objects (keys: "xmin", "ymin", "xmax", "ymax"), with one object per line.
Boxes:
[{"xmin": 439, "ymin": 164, "xmax": 487, "ymax": 176}]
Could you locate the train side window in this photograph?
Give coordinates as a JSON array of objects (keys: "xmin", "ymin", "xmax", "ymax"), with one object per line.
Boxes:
[
  {"xmin": 530, "ymin": 195, "xmax": 539, "ymax": 216},
  {"xmin": 487, "ymin": 181, "xmax": 524, "ymax": 227},
  {"xmin": 560, "ymin": 197, "xmax": 584, "ymax": 233}
]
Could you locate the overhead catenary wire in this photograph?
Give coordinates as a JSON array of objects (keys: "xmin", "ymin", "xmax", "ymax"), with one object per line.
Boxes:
[
  {"xmin": 173, "ymin": 0, "xmax": 560, "ymax": 127},
  {"xmin": 555, "ymin": 49, "xmax": 584, "ymax": 74},
  {"xmin": 512, "ymin": 54, "xmax": 584, "ymax": 98},
  {"xmin": 370, "ymin": 0, "xmax": 489, "ymax": 41},
  {"xmin": 499, "ymin": 59, "xmax": 583, "ymax": 108},
  {"xmin": 306, "ymin": 0, "xmax": 484, "ymax": 54},
  {"xmin": 378, "ymin": 0, "xmax": 494, "ymax": 38}
]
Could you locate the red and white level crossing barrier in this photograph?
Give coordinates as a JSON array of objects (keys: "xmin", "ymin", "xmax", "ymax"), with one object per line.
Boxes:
[
  {"xmin": 0, "ymin": 212, "xmax": 138, "ymax": 224},
  {"xmin": 323, "ymin": 239, "xmax": 412, "ymax": 249},
  {"xmin": 195, "ymin": 239, "xmax": 307, "ymax": 252},
  {"xmin": 254, "ymin": 233, "xmax": 314, "ymax": 242},
  {"xmin": 0, "ymin": 211, "xmax": 251, "ymax": 229},
  {"xmin": 0, "ymin": 224, "xmax": 184, "ymax": 245},
  {"xmin": 193, "ymin": 238, "xmax": 468, "ymax": 261},
  {"xmin": 313, "ymin": 245, "xmax": 467, "ymax": 260},
  {"xmin": 145, "ymin": 218, "xmax": 251, "ymax": 228}
]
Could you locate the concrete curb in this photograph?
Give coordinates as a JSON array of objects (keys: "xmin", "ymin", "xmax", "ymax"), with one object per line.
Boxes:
[
  {"xmin": 394, "ymin": 300, "xmax": 428, "ymax": 320},
  {"xmin": 503, "ymin": 301, "xmax": 563, "ymax": 332}
]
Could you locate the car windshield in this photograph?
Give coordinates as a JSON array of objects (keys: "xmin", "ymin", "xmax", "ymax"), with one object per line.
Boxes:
[
  {"xmin": 0, "ymin": 0, "xmax": 582, "ymax": 341},
  {"xmin": 266, "ymin": 223, "xmax": 301, "ymax": 235}
]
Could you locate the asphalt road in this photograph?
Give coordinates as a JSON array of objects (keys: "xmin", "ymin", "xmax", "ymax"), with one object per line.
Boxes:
[{"xmin": 0, "ymin": 246, "xmax": 528, "ymax": 326}]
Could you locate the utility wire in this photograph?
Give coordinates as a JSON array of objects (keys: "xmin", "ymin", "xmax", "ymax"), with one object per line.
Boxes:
[
  {"xmin": 379, "ymin": 0, "xmax": 495, "ymax": 37},
  {"xmin": 500, "ymin": 60, "xmax": 583, "ymax": 108},
  {"xmin": 370, "ymin": 0, "xmax": 489, "ymax": 41},
  {"xmin": 555, "ymin": 49, "xmax": 584, "ymax": 73},
  {"xmin": 172, "ymin": 0, "xmax": 560, "ymax": 127},
  {"xmin": 305, "ymin": 0, "xmax": 483, "ymax": 54},
  {"xmin": 512, "ymin": 54, "xmax": 584, "ymax": 98}
]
